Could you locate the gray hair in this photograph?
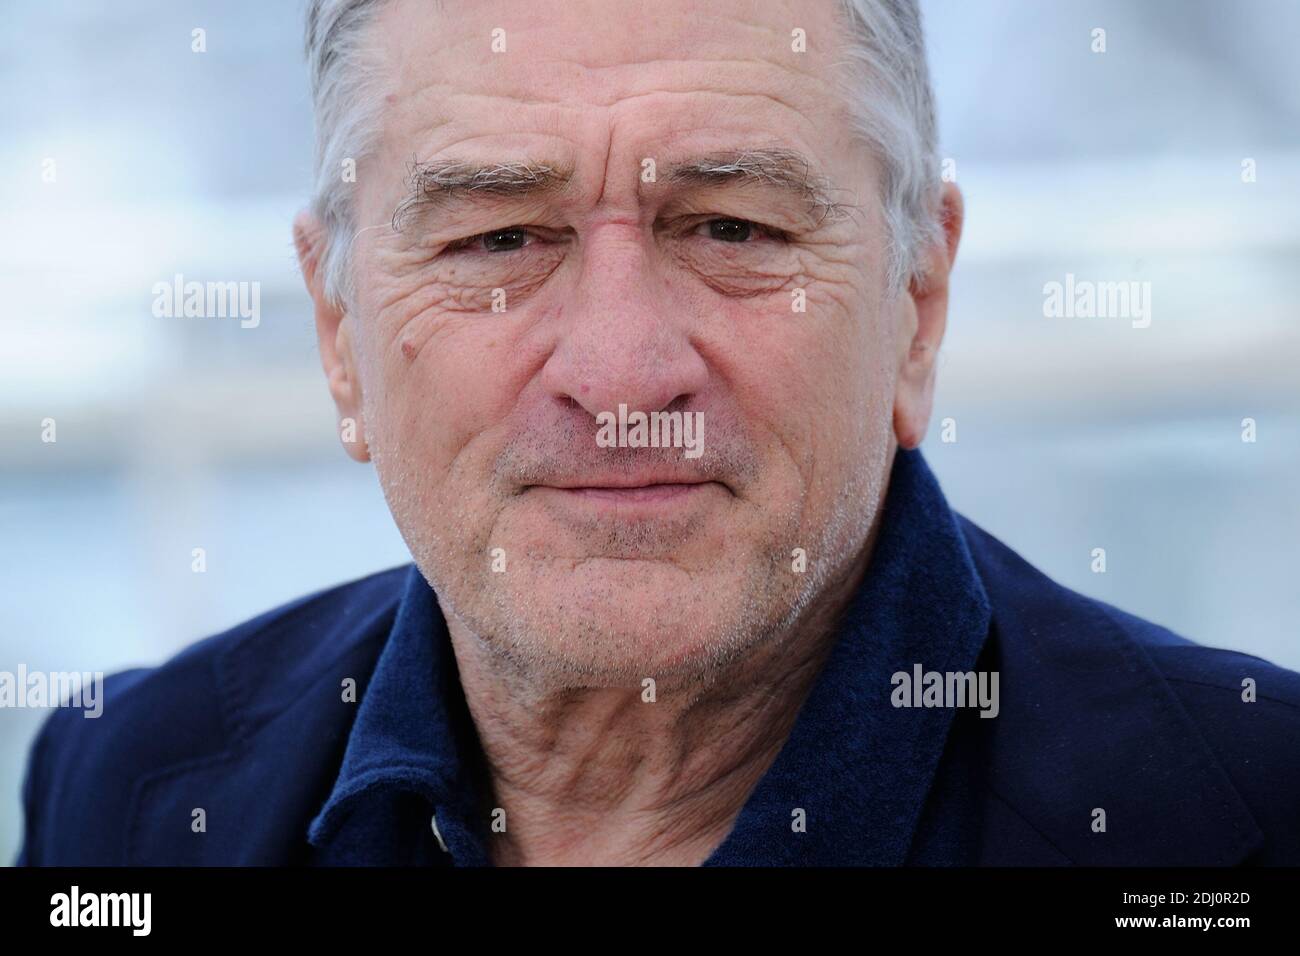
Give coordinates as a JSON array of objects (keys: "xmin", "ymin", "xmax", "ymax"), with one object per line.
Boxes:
[{"xmin": 303, "ymin": 0, "xmax": 942, "ymax": 307}]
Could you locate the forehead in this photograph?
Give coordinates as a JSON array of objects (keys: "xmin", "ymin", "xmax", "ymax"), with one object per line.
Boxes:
[{"xmin": 368, "ymin": 0, "xmax": 864, "ymax": 193}]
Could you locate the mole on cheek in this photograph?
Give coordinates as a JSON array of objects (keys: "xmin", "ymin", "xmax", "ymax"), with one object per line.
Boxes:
[{"xmin": 400, "ymin": 339, "xmax": 417, "ymax": 361}]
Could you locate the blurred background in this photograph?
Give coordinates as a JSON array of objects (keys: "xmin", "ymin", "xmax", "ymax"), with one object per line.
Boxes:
[{"xmin": 2, "ymin": 0, "xmax": 1298, "ymax": 864}]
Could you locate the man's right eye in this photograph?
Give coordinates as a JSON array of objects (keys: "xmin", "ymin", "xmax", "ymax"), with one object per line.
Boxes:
[{"xmin": 447, "ymin": 227, "xmax": 534, "ymax": 254}]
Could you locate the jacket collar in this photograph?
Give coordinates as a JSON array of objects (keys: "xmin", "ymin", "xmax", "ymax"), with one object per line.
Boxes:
[{"xmin": 306, "ymin": 448, "xmax": 992, "ymax": 865}]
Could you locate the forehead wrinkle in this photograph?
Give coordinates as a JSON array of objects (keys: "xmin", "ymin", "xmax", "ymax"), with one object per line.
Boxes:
[{"xmin": 396, "ymin": 66, "xmax": 833, "ymax": 123}]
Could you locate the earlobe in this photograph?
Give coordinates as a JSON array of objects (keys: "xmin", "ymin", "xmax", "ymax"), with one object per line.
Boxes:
[{"xmin": 293, "ymin": 210, "xmax": 370, "ymax": 463}]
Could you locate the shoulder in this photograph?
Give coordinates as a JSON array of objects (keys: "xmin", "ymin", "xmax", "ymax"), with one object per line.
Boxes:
[
  {"xmin": 17, "ymin": 564, "xmax": 411, "ymax": 865},
  {"xmin": 957, "ymin": 514, "xmax": 1300, "ymax": 863},
  {"xmin": 1107, "ymin": 603, "xmax": 1300, "ymax": 863}
]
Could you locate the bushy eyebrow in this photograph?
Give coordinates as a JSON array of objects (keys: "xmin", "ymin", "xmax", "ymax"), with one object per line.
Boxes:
[
  {"xmin": 664, "ymin": 148, "xmax": 851, "ymax": 226},
  {"xmin": 392, "ymin": 159, "xmax": 574, "ymax": 230},
  {"xmin": 390, "ymin": 147, "xmax": 851, "ymax": 232}
]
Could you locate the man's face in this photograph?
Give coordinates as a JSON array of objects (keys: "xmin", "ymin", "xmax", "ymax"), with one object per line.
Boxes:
[{"xmin": 312, "ymin": 0, "xmax": 934, "ymax": 686}]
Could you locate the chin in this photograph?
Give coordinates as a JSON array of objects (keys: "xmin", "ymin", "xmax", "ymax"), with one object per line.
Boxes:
[{"xmin": 469, "ymin": 560, "xmax": 777, "ymax": 687}]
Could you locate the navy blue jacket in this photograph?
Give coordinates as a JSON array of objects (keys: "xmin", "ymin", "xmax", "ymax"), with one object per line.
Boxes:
[{"xmin": 16, "ymin": 449, "xmax": 1300, "ymax": 865}]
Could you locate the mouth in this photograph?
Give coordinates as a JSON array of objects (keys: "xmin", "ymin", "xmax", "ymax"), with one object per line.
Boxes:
[
  {"xmin": 550, "ymin": 482, "xmax": 710, "ymax": 503},
  {"xmin": 522, "ymin": 477, "xmax": 729, "ymax": 516}
]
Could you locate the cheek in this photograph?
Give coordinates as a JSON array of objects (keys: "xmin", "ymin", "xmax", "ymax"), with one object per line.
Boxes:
[
  {"xmin": 711, "ymin": 268, "xmax": 880, "ymax": 429},
  {"xmin": 360, "ymin": 292, "xmax": 513, "ymax": 477},
  {"xmin": 704, "ymin": 269, "xmax": 886, "ymax": 516}
]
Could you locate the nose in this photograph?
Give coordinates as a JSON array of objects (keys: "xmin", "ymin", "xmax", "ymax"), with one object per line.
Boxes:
[{"xmin": 540, "ymin": 225, "xmax": 709, "ymax": 419}]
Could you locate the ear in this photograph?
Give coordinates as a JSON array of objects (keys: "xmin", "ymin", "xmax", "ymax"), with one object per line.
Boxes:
[
  {"xmin": 294, "ymin": 210, "xmax": 370, "ymax": 463},
  {"xmin": 892, "ymin": 182, "xmax": 964, "ymax": 450}
]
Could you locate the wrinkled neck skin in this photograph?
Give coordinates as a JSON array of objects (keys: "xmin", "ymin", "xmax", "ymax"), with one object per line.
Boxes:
[{"xmin": 444, "ymin": 498, "xmax": 884, "ymax": 867}]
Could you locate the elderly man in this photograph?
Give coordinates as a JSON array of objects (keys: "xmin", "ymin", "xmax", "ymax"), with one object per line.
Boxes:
[{"xmin": 18, "ymin": 0, "xmax": 1300, "ymax": 867}]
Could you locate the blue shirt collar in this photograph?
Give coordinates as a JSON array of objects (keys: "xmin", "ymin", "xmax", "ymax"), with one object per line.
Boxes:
[{"xmin": 308, "ymin": 447, "xmax": 992, "ymax": 865}]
